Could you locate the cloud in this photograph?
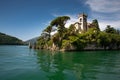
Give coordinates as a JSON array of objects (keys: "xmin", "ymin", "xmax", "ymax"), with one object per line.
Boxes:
[
  {"xmin": 52, "ymin": 9, "xmax": 120, "ymax": 31},
  {"xmin": 85, "ymin": 0, "xmax": 120, "ymax": 30},
  {"xmin": 86, "ymin": 0, "xmax": 120, "ymax": 13},
  {"xmin": 50, "ymin": 0, "xmax": 120, "ymax": 32},
  {"xmin": 65, "ymin": 15, "xmax": 78, "ymax": 28},
  {"xmin": 65, "ymin": 14, "xmax": 120, "ymax": 31},
  {"xmin": 99, "ymin": 20, "xmax": 120, "ymax": 30},
  {"xmin": 88, "ymin": 13, "xmax": 120, "ymax": 30},
  {"xmin": 89, "ymin": 18, "xmax": 120, "ymax": 31}
]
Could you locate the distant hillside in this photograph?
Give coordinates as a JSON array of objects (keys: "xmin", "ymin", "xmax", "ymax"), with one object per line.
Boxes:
[
  {"xmin": 0, "ymin": 32, "xmax": 24, "ymax": 45},
  {"xmin": 25, "ymin": 37, "xmax": 39, "ymax": 45}
]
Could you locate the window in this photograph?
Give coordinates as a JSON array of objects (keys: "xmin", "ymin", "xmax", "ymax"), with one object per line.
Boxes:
[
  {"xmin": 80, "ymin": 18, "xmax": 82, "ymax": 22},
  {"xmin": 84, "ymin": 18, "xmax": 86, "ymax": 22}
]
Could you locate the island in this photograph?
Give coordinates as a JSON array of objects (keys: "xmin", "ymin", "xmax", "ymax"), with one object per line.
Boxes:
[{"xmin": 32, "ymin": 13, "xmax": 120, "ymax": 51}]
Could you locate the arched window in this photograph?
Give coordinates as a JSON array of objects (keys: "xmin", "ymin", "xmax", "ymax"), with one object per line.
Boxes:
[{"xmin": 80, "ymin": 18, "xmax": 82, "ymax": 22}]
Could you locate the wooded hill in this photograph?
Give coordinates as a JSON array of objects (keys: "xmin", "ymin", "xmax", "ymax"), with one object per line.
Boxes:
[{"xmin": 0, "ymin": 32, "xmax": 24, "ymax": 45}]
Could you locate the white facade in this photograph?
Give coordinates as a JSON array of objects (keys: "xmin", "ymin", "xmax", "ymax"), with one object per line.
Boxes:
[{"xmin": 74, "ymin": 13, "xmax": 88, "ymax": 33}]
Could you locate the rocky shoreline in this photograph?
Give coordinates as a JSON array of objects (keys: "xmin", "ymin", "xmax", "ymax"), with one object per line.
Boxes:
[{"xmin": 29, "ymin": 43, "xmax": 120, "ymax": 51}]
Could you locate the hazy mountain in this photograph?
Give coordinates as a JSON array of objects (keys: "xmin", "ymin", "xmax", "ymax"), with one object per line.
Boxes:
[
  {"xmin": 0, "ymin": 32, "xmax": 24, "ymax": 45},
  {"xmin": 25, "ymin": 37, "xmax": 39, "ymax": 44}
]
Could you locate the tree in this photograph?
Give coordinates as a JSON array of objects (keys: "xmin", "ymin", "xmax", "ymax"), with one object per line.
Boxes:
[
  {"xmin": 92, "ymin": 19, "xmax": 100, "ymax": 31},
  {"xmin": 62, "ymin": 24, "xmax": 77, "ymax": 40},
  {"xmin": 50, "ymin": 16, "xmax": 70, "ymax": 48},
  {"xmin": 50, "ymin": 16, "xmax": 70, "ymax": 34},
  {"xmin": 37, "ymin": 36, "xmax": 46, "ymax": 49},
  {"xmin": 43, "ymin": 25, "xmax": 52, "ymax": 40},
  {"xmin": 116, "ymin": 29, "xmax": 120, "ymax": 35},
  {"xmin": 104, "ymin": 25, "xmax": 116, "ymax": 34},
  {"xmin": 68, "ymin": 24, "xmax": 77, "ymax": 35},
  {"xmin": 85, "ymin": 28, "xmax": 100, "ymax": 44},
  {"xmin": 97, "ymin": 32, "xmax": 111, "ymax": 49}
]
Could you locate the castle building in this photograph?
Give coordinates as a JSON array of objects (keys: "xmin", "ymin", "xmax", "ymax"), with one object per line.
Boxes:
[{"xmin": 74, "ymin": 13, "xmax": 91, "ymax": 33}]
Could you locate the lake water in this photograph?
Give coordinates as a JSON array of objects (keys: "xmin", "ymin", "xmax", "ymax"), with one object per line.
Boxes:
[{"xmin": 0, "ymin": 46, "xmax": 120, "ymax": 80}]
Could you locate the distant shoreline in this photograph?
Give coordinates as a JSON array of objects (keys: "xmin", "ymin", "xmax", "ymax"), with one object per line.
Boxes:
[{"xmin": 0, "ymin": 44, "xmax": 27, "ymax": 46}]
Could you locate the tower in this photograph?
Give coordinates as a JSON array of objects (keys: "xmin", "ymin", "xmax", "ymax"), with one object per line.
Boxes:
[{"xmin": 78, "ymin": 13, "xmax": 87, "ymax": 32}]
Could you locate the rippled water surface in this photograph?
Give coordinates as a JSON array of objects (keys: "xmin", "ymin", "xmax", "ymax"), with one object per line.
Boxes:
[{"xmin": 0, "ymin": 46, "xmax": 120, "ymax": 80}]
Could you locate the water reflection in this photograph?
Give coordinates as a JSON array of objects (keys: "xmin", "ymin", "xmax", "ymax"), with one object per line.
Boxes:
[{"xmin": 35, "ymin": 50, "xmax": 120, "ymax": 80}]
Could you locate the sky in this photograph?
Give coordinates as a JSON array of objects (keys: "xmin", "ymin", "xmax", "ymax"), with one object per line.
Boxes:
[{"xmin": 0, "ymin": 0, "xmax": 120, "ymax": 41}]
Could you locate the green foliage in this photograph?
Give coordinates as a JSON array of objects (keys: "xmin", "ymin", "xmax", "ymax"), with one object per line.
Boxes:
[
  {"xmin": 70, "ymin": 36, "xmax": 86, "ymax": 50},
  {"xmin": 43, "ymin": 25, "xmax": 52, "ymax": 40},
  {"xmin": 47, "ymin": 40, "xmax": 53, "ymax": 46},
  {"xmin": 68, "ymin": 24, "xmax": 77, "ymax": 35},
  {"xmin": 62, "ymin": 35, "xmax": 87, "ymax": 50},
  {"xmin": 116, "ymin": 29, "xmax": 120, "ymax": 34},
  {"xmin": 52, "ymin": 33, "xmax": 60, "ymax": 45},
  {"xmin": 95, "ymin": 32, "xmax": 120, "ymax": 49},
  {"xmin": 92, "ymin": 19, "xmax": 100, "ymax": 31},
  {"xmin": 62, "ymin": 40, "xmax": 71, "ymax": 49},
  {"xmin": 37, "ymin": 36, "xmax": 45, "ymax": 47},
  {"xmin": 81, "ymin": 28, "xmax": 100, "ymax": 44},
  {"xmin": 50, "ymin": 16, "xmax": 70, "ymax": 48},
  {"xmin": 104, "ymin": 25, "xmax": 117, "ymax": 34},
  {"xmin": 50, "ymin": 16, "xmax": 70, "ymax": 27},
  {"xmin": 0, "ymin": 32, "xmax": 24, "ymax": 45},
  {"xmin": 97, "ymin": 32, "xmax": 110, "ymax": 48},
  {"xmin": 50, "ymin": 16, "xmax": 70, "ymax": 35},
  {"xmin": 44, "ymin": 25, "xmax": 52, "ymax": 35}
]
